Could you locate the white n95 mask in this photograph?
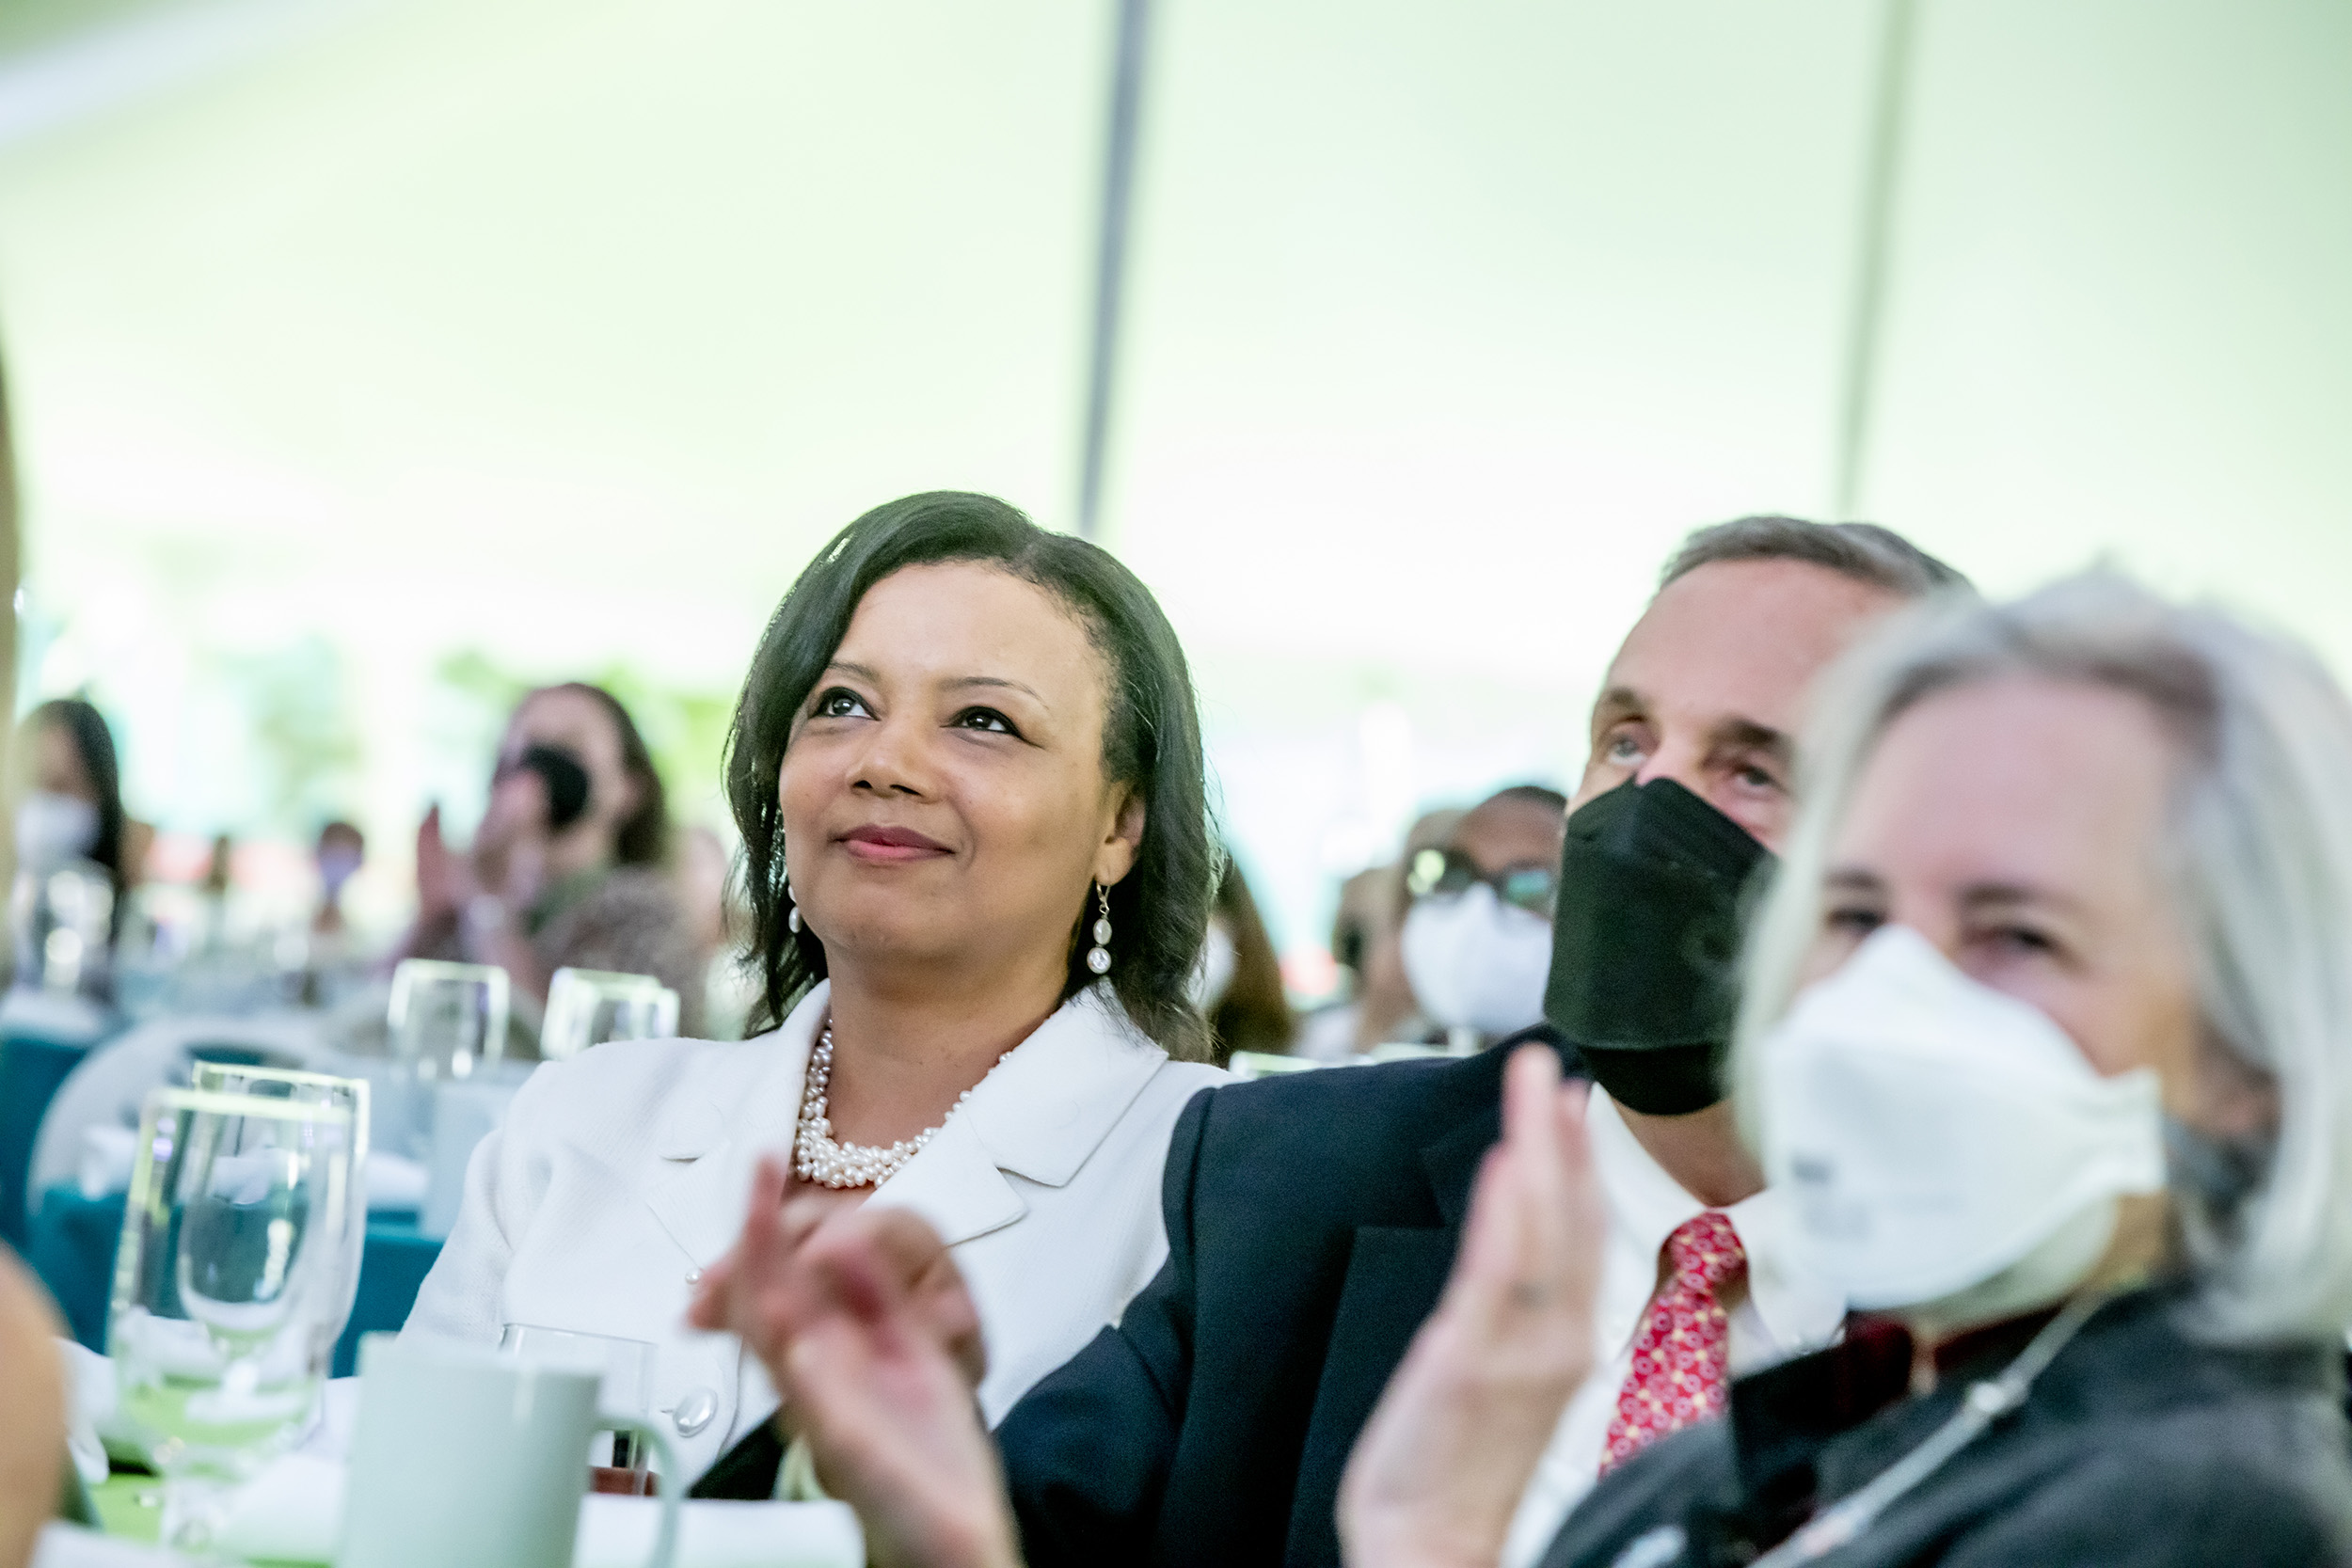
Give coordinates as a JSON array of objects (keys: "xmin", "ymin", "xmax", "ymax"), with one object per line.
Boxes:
[
  {"xmin": 1399, "ymin": 883, "xmax": 1553, "ymax": 1039},
  {"xmin": 1757, "ymin": 925, "xmax": 2165, "ymax": 1317},
  {"xmin": 16, "ymin": 790, "xmax": 101, "ymax": 868}
]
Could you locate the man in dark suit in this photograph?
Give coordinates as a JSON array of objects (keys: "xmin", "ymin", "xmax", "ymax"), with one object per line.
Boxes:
[{"xmin": 693, "ymin": 516, "xmax": 1964, "ymax": 1568}]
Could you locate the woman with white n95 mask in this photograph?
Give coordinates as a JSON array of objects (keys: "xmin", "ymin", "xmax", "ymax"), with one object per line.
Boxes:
[
  {"xmin": 1395, "ymin": 784, "xmax": 1568, "ymax": 1048},
  {"xmin": 1343, "ymin": 573, "xmax": 2352, "ymax": 1568}
]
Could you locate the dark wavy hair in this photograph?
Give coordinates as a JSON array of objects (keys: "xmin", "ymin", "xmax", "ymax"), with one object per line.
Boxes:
[
  {"xmin": 529, "ymin": 682, "xmax": 669, "ymax": 867},
  {"xmin": 30, "ymin": 698, "xmax": 127, "ymax": 899},
  {"xmin": 724, "ymin": 491, "xmax": 1217, "ymax": 1062}
]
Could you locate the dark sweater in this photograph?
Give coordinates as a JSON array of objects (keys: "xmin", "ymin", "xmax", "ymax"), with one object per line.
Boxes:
[{"xmin": 1540, "ymin": 1284, "xmax": 2352, "ymax": 1568}]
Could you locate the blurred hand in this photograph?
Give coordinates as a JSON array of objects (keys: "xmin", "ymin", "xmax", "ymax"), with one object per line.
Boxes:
[
  {"xmin": 690, "ymin": 1157, "xmax": 1011, "ymax": 1568},
  {"xmin": 472, "ymin": 768, "xmax": 551, "ymax": 906},
  {"xmin": 413, "ymin": 805, "xmax": 472, "ymax": 924},
  {"xmin": 1339, "ymin": 1046, "xmax": 1603, "ymax": 1568},
  {"xmin": 0, "ymin": 1249, "xmax": 66, "ymax": 1568}
]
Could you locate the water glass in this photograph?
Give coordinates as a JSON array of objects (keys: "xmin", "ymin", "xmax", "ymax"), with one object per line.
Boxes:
[
  {"xmin": 109, "ymin": 1087, "xmax": 355, "ymax": 1552},
  {"xmin": 388, "ymin": 958, "xmax": 511, "ymax": 1077},
  {"xmin": 498, "ymin": 1323, "xmax": 658, "ymax": 1493},
  {"xmin": 540, "ymin": 968, "xmax": 681, "ymax": 1062},
  {"xmin": 186, "ymin": 1064, "xmax": 372, "ymax": 1348},
  {"xmin": 385, "ymin": 959, "xmax": 509, "ymax": 1156}
]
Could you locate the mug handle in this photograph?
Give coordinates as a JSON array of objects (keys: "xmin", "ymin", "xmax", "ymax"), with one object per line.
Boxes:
[{"xmin": 605, "ymin": 1418, "xmax": 682, "ymax": 1568}]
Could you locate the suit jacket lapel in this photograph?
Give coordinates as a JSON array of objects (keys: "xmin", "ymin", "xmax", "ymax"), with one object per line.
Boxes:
[{"xmin": 1283, "ymin": 1084, "xmax": 1504, "ymax": 1566}]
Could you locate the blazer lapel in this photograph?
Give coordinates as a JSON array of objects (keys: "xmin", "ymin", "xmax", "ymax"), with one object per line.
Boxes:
[
  {"xmin": 1283, "ymin": 1092, "xmax": 1503, "ymax": 1567},
  {"xmin": 869, "ymin": 985, "xmax": 1168, "ymax": 1243},
  {"xmin": 639, "ymin": 988, "xmax": 824, "ymax": 1270},
  {"xmin": 865, "ymin": 1113, "xmax": 1027, "ymax": 1245}
]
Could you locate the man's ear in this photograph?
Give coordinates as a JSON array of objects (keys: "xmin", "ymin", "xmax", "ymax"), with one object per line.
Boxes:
[{"xmin": 1093, "ymin": 788, "xmax": 1147, "ymax": 887}]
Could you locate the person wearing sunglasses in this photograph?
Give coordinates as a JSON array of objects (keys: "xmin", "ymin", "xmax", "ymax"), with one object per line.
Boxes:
[{"xmin": 1395, "ymin": 786, "xmax": 1569, "ymax": 1051}]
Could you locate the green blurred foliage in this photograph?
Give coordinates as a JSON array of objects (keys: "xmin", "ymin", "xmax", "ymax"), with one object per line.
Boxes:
[{"xmin": 209, "ymin": 634, "xmax": 362, "ymax": 837}]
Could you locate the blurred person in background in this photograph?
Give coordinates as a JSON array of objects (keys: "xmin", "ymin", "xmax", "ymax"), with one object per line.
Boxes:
[
  {"xmin": 411, "ymin": 492, "xmax": 1230, "ymax": 1487},
  {"xmin": 1296, "ymin": 807, "xmax": 1464, "ymax": 1060},
  {"xmin": 676, "ymin": 822, "xmax": 758, "ymax": 1038},
  {"xmin": 397, "ymin": 680, "xmax": 704, "ymax": 1040},
  {"xmin": 310, "ymin": 820, "xmax": 364, "ymax": 941},
  {"xmin": 1347, "ymin": 574, "xmax": 2352, "ymax": 1568},
  {"xmin": 13, "ymin": 700, "xmax": 145, "ymax": 913},
  {"xmin": 9, "ymin": 700, "xmax": 147, "ymax": 997},
  {"xmin": 298, "ymin": 818, "xmax": 369, "ymax": 1006},
  {"xmin": 1195, "ymin": 855, "xmax": 1292, "ymax": 1058},
  {"xmin": 1396, "ymin": 784, "xmax": 1569, "ymax": 1053}
]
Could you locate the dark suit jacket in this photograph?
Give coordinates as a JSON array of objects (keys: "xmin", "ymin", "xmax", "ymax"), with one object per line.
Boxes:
[{"xmin": 997, "ymin": 1025, "xmax": 1575, "ymax": 1568}]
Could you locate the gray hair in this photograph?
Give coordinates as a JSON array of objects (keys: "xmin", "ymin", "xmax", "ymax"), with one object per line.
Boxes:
[
  {"xmin": 1736, "ymin": 571, "xmax": 2352, "ymax": 1342},
  {"xmin": 1662, "ymin": 515, "xmax": 1968, "ymax": 600}
]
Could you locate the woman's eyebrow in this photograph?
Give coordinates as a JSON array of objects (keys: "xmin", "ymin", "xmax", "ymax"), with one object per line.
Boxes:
[
  {"xmin": 946, "ymin": 675, "xmax": 1049, "ymax": 709},
  {"xmin": 1958, "ymin": 882, "xmax": 2083, "ymax": 918}
]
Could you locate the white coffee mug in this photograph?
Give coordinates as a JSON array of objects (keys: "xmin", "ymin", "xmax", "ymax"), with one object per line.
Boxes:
[{"xmin": 336, "ymin": 1335, "xmax": 679, "ymax": 1568}]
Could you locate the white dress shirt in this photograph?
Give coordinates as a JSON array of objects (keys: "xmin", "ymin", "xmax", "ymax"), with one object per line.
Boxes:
[
  {"xmin": 1500, "ymin": 1088, "xmax": 1846, "ymax": 1568},
  {"xmin": 403, "ymin": 979, "xmax": 1229, "ymax": 1480}
]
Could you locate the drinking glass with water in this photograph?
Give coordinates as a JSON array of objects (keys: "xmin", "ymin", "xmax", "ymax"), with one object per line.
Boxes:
[{"xmin": 108, "ymin": 1087, "xmax": 356, "ymax": 1552}]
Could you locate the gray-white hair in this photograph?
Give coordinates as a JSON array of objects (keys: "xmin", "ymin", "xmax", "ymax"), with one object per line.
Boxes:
[{"xmin": 1736, "ymin": 571, "xmax": 2352, "ymax": 1343}]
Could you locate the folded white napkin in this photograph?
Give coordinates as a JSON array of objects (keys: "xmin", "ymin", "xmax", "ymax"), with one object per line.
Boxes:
[{"xmin": 215, "ymin": 1454, "xmax": 862, "ymax": 1568}]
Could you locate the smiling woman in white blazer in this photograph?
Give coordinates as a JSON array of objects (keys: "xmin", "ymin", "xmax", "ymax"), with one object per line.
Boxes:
[{"xmin": 405, "ymin": 492, "xmax": 1232, "ymax": 1481}]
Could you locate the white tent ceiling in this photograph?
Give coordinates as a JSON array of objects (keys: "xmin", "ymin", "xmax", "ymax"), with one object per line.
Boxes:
[{"xmin": 3, "ymin": 0, "xmax": 2346, "ymax": 953}]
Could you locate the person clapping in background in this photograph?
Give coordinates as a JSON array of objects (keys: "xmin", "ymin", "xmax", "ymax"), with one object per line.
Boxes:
[{"xmin": 395, "ymin": 681, "xmax": 704, "ymax": 1042}]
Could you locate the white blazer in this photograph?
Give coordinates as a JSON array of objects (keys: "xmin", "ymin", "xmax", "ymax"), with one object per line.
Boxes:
[{"xmin": 403, "ymin": 980, "xmax": 1229, "ymax": 1480}]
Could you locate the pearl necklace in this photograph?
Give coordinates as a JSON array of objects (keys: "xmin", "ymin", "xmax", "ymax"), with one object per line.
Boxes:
[{"xmin": 792, "ymin": 1022, "xmax": 1013, "ymax": 1190}]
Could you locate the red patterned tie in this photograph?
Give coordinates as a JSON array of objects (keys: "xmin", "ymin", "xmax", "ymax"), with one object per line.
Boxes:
[{"xmin": 1599, "ymin": 1210, "xmax": 1746, "ymax": 1473}]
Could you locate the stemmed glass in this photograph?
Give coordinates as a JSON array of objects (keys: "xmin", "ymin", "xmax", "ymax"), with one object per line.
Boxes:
[
  {"xmin": 186, "ymin": 1064, "xmax": 372, "ymax": 1358},
  {"xmin": 540, "ymin": 968, "xmax": 681, "ymax": 1062},
  {"xmin": 109, "ymin": 1087, "xmax": 355, "ymax": 1553}
]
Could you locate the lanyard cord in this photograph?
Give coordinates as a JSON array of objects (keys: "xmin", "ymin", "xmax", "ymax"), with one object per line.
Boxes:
[{"xmin": 1745, "ymin": 1289, "xmax": 2115, "ymax": 1567}]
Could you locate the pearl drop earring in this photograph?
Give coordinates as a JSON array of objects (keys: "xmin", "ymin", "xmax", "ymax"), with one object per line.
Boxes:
[
  {"xmin": 785, "ymin": 856, "xmax": 802, "ymax": 934},
  {"xmin": 1085, "ymin": 884, "xmax": 1113, "ymax": 974}
]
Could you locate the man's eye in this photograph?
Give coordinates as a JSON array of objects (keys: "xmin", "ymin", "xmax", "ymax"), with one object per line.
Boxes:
[
  {"xmin": 1604, "ymin": 733, "xmax": 1645, "ymax": 765},
  {"xmin": 1733, "ymin": 763, "xmax": 1782, "ymax": 793},
  {"xmin": 813, "ymin": 688, "xmax": 871, "ymax": 720}
]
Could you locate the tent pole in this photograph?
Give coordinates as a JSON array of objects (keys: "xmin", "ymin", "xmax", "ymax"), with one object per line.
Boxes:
[
  {"xmin": 1833, "ymin": 0, "xmax": 1924, "ymax": 520},
  {"xmin": 1076, "ymin": 0, "xmax": 1151, "ymax": 543}
]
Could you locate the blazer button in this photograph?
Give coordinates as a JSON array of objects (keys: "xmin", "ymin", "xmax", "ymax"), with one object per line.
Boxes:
[{"xmin": 670, "ymin": 1386, "xmax": 720, "ymax": 1437}]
